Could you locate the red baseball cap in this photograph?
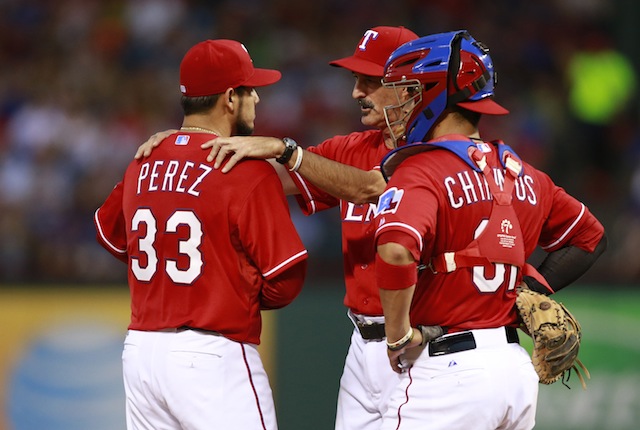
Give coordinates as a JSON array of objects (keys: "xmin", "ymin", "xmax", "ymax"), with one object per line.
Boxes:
[
  {"xmin": 180, "ymin": 39, "xmax": 282, "ymax": 97},
  {"xmin": 329, "ymin": 26, "xmax": 419, "ymax": 77}
]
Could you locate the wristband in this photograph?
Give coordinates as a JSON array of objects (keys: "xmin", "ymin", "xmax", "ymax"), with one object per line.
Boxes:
[
  {"xmin": 387, "ymin": 326, "xmax": 414, "ymax": 351},
  {"xmin": 276, "ymin": 137, "xmax": 297, "ymax": 164},
  {"xmin": 289, "ymin": 146, "xmax": 303, "ymax": 172}
]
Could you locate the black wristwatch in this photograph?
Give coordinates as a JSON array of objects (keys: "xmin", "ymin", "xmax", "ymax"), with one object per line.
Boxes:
[{"xmin": 276, "ymin": 137, "xmax": 297, "ymax": 164}]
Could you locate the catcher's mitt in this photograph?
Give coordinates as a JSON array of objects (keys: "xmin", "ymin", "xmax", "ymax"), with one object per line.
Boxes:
[{"xmin": 515, "ymin": 287, "xmax": 590, "ymax": 389}]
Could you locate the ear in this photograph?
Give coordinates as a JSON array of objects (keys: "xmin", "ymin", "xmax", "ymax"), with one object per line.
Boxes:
[
  {"xmin": 225, "ymin": 88, "xmax": 235, "ymax": 102},
  {"xmin": 222, "ymin": 88, "xmax": 235, "ymax": 111}
]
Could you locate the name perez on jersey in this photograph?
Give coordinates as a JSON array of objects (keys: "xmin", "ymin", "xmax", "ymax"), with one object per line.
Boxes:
[
  {"xmin": 136, "ymin": 160, "xmax": 213, "ymax": 196},
  {"xmin": 445, "ymin": 168, "xmax": 537, "ymax": 209}
]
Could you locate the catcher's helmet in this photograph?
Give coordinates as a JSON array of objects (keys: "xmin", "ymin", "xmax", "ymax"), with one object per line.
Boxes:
[{"xmin": 382, "ymin": 30, "xmax": 508, "ymax": 146}]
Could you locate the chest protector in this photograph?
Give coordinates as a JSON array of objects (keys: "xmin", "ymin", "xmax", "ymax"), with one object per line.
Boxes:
[{"xmin": 427, "ymin": 138, "xmax": 525, "ymax": 274}]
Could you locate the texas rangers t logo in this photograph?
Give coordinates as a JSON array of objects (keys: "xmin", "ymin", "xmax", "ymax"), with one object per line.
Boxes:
[{"xmin": 359, "ymin": 30, "xmax": 379, "ymax": 50}]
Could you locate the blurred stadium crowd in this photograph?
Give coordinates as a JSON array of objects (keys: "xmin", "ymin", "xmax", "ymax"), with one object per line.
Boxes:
[{"xmin": 0, "ymin": 0, "xmax": 638, "ymax": 285}]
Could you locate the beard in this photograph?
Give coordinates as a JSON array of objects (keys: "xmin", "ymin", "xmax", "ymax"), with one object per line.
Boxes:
[
  {"xmin": 235, "ymin": 118, "xmax": 254, "ymax": 136},
  {"xmin": 234, "ymin": 97, "xmax": 254, "ymax": 136}
]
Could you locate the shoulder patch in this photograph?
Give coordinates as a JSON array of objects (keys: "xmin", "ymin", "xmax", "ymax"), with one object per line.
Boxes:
[{"xmin": 374, "ymin": 187, "xmax": 404, "ymax": 217}]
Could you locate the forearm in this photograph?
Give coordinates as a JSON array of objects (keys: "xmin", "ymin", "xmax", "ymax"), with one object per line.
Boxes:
[
  {"xmin": 377, "ymin": 242, "xmax": 417, "ymax": 341},
  {"xmin": 248, "ymin": 139, "xmax": 383, "ymax": 201},
  {"xmin": 526, "ymin": 233, "xmax": 608, "ymax": 294},
  {"xmin": 379, "ymin": 287, "xmax": 415, "ymax": 341},
  {"xmin": 288, "ymin": 148, "xmax": 386, "ymax": 204},
  {"xmin": 207, "ymin": 136, "xmax": 386, "ymax": 202}
]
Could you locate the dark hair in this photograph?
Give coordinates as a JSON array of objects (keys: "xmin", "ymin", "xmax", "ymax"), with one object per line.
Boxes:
[
  {"xmin": 180, "ymin": 86, "xmax": 252, "ymax": 116},
  {"xmin": 451, "ymin": 104, "xmax": 481, "ymax": 127},
  {"xmin": 180, "ymin": 94, "xmax": 221, "ymax": 115},
  {"xmin": 234, "ymin": 86, "xmax": 252, "ymax": 96}
]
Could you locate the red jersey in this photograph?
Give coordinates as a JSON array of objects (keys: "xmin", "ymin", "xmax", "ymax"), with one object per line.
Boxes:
[
  {"xmin": 289, "ymin": 129, "xmax": 392, "ymax": 315},
  {"xmin": 375, "ymin": 139, "xmax": 604, "ymax": 331},
  {"xmin": 94, "ymin": 132, "xmax": 308, "ymax": 344}
]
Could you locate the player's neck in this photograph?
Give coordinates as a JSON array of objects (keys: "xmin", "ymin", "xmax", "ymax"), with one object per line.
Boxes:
[
  {"xmin": 182, "ymin": 114, "xmax": 230, "ymax": 137},
  {"xmin": 380, "ymin": 126, "xmax": 400, "ymax": 149},
  {"xmin": 431, "ymin": 115, "xmax": 479, "ymax": 141}
]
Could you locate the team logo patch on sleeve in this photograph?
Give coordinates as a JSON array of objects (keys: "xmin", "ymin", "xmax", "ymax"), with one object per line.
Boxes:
[
  {"xmin": 374, "ymin": 187, "xmax": 404, "ymax": 216},
  {"xmin": 175, "ymin": 135, "xmax": 190, "ymax": 146}
]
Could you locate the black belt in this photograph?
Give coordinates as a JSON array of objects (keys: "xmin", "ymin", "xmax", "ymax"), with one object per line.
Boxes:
[
  {"xmin": 428, "ymin": 327, "xmax": 519, "ymax": 357},
  {"xmin": 356, "ymin": 322, "xmax": 386, "ymax": 340},
  {"xmin": 348, "ymin": 311, "xmax": 386, "ymax": 340}
]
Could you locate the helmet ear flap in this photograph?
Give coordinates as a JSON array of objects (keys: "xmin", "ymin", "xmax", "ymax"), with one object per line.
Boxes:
[
  {"xmin": 447, "ymin": 31, "xmax": 492, "ymax": 106},
  {"xmin": 447, "ymin": 31, "xmax": 467, "ymax": 93}
]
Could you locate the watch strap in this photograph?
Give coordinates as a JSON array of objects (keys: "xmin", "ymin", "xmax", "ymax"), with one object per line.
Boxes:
[{"xmin": 276, "ymin": 137, "xmax": 297, "ymax": 164}]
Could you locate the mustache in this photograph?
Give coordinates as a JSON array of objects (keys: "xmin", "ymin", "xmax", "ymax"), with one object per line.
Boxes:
[{"xmin": 358, "ymin": 99, "xmax": 375, "ymax": 110}]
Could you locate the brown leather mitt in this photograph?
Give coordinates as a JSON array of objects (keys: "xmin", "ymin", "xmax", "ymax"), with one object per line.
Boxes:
[{"xmin": 515, "ymin": 287, "xmax": 590, "ymax": 389}]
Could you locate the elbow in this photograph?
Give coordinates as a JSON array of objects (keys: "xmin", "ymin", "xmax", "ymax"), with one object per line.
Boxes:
[
  {"xmin": 260, "ymin": 260, "xmax": 307, "ymax": 309},
  {"xmin": 377, "ymin": 242, "xmax": 413, "ymax": 265},
  {"xmin": 260, "ymin": 283, "xmax": 304, "ymax": 310},
  {"xmin": 278, "ymin": 278, "xmax": 306, "ymax": 307}
]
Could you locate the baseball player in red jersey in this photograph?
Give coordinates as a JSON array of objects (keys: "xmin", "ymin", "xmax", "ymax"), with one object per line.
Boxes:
[
  {"xmin": 205, "ymin": 27, "xmax": 422, "ymax": 430},
  {"xmin": 94, "ymin": 39, "xmax": 308, "ymax": 430},
  {"xmin": 135, "ymin": 26, "xmax": 423, "ymax": 430},
  {"xmin": 373, "ymin": 31, "xmax": 607, "ymax": 429}
]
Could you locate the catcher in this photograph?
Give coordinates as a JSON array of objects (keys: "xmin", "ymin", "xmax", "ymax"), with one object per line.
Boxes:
[{"xmin": 373, "ymin": 30, "xmax": 608, "ymax": 430}]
